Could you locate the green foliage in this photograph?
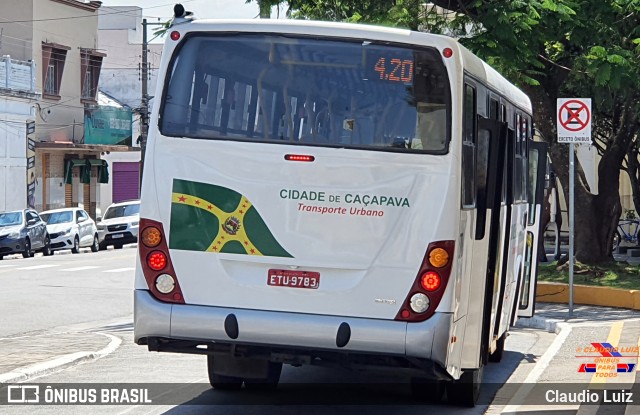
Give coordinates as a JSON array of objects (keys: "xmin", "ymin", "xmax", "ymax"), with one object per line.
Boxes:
[
  {"xmin": 538, "ymin": 261, "xmax": 640, "ymax": 290},
  {"xmin": 244, "ymin": 0, "xmax": 640, "ymax": 262}
]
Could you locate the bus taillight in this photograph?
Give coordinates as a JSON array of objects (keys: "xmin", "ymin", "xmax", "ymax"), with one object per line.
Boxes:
[
  {"xmin": 141, "ymin": 226, "xmax": 162, "ymax": 247},
  {"xmin": 139, "ymin": 218, "xmax": 185, "ymax": 304},
  {"xmin": 395, "ymin": 240, "xmax": 454, "ymax": 322},
  {"xmin": 147, "ymin": 251, "xmax": 167, "ymax": 271},
  {"xmin": 420, "ymin": 271, "xmax": 441, "ymax": 291}
]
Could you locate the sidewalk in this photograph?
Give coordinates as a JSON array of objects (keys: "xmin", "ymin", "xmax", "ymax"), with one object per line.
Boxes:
[
  {"xmin": 0, "ymin": 330, "xmax": 120, "ymax": 383},
  {"xmin": 517, "ymin": 302, "xmax": 640, "ymax": 333}
]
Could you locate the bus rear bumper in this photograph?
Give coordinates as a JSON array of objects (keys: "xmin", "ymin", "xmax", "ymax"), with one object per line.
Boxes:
[{"xmin": 134, "ymin": 289, "xmax": 451, "ymax": 367}]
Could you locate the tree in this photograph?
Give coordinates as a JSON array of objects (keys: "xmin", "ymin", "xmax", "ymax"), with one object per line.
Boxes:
[
  {"xmin": 422, "ymin": 0, "xmax": 640, "ymax": 264},
  {"xmin": 245, "ymin": 0, "xmax": 285, "ymax": 18},
  {"xmin": 246, "ymin": 0, "xmax": 640, "ymax": 263}
]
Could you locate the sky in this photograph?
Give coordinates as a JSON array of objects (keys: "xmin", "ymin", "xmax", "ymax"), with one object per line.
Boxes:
[{"xmin": 100, "ymin": 0, "xmax": 277, "ymax": 21}]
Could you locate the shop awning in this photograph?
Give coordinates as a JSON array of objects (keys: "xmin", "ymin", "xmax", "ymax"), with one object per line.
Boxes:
[{"xmin": 64, "ymin": 158, "xmax": 109, "ymax": 184}]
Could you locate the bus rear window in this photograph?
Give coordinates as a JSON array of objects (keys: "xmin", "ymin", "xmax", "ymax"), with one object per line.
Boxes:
[{"xmin": 160, "ymin": 34, "xmax": 451, "ymax": 153}]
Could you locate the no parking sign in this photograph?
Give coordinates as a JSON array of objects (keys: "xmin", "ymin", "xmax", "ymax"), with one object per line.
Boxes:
[{"xmin": 557, "ymin": 98, "xmax": 592, "ymax": 143}]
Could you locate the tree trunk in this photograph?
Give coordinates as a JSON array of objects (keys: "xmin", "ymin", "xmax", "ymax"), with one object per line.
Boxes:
[
  {"xmin": 627, "ymin": 142, "xmax": 640, "ymax": 218},
  {"xmin": 573, "ymin": 149, "xmax": 622, "ymax": 263},
  {"xmin": 259, "ymin": 0, "xmax": 271, "ymax": 18}
]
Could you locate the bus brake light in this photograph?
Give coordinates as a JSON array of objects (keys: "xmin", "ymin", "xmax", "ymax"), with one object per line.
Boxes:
[
  {"xmin": 148, "ymin": 251, "xmax": 167, "ymax": 271},
  {"xmin": 170, "ymin": 31, "xmax": 181, "ymax": 41},
  {"xmin": 285, "ymin": 154, "xmax": 315, "ymax": 162},
  {"xmin": 421, "ymin": 271, "xmax": 441, "ymax": 291}
]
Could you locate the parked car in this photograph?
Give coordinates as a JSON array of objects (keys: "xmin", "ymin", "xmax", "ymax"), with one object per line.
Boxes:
[
  {"xmin": 97, "ymin": 200, "xmax": 140, "ymax": 250},
  {"xmin": 40, "ymin": 208, "xmax": 99, "ymax": 254},
  {"xmin": 0, "ymin": 209, "xmax": 51, "ymax": 259}
]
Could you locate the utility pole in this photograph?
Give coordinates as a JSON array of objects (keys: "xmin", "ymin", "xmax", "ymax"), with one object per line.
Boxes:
[
  {"xmin": 139, "ymin": 18, "xmax": 149, "ymax": 190},
  {"xmin": 139, "ymin": 19, "xmax": 167, "ymax": 190}
]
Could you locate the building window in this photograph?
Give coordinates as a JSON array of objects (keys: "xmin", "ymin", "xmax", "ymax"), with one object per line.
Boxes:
[
  {"xmin": 42, "ymin": 42, "xmax": 70, "ymax": 99},
  {"xmin": 81, "ymin": 49, "xmax": 105, "ymax": 102},
  {"xmin": 45, "ymin": 64, "xmax": 56, "ymax": 95},
  {"xmin": 82, "ymin": 66, "xmax": 93, "ymax": 99}
]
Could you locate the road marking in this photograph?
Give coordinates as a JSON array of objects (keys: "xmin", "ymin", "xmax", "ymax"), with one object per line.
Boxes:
[
  {"xmin": 502, "ymin": 323, "xmax": 573, "ymax": 412},
  {"xmin": 0, "ymin": 264, "xmax": 16, "ymax": 268},
  {"xmin": 590, "ymin": 321, "xmax": 624, "ymax": 384},
  {"xmin": 61, "ymin": 266, "xmax": 100, "ymax": 272},
  {"xmin": 102, "ymin": 267, "xmax": 135, "ymax": 273},
  {"xmin": 16, "ymin": 264, "xmax": 60, "ymax": 270}
]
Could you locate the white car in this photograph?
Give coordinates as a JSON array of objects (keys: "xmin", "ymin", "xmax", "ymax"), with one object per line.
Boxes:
[
  {"xmin": 97, "ymin": 200, "xmax": 140, "ymax": 250},
  {"xmin": 40, "ymin": 208, "xmax": 99, "ymax": 253}
]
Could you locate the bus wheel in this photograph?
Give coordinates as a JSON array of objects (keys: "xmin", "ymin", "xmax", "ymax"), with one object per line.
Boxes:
[
  {"xmin": 410, "ymin": 378, "xmax": 445, "ymax": 403},
  {"xmin": 489, "ymin": 333, "xmax": 506, "ymax": 363},
  {"xmin": 244, "ymin": 362, "xmax": 283, "ymax": 391},
  {"xmin": 207, "ymin": 355, "xmax": 243, "ymax": 390},
  {"xmin": 446, "ymin": 367, "xmax": 482, "ymax": 407}
]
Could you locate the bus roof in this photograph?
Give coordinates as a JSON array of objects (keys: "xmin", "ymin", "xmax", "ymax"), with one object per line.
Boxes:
[{"xmin": 456, "ymin": 43, "xmax": 532, "ymax": 113}]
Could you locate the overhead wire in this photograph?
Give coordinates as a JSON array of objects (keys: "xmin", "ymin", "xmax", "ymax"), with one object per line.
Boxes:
[
  {"xmin": 0, "ymin": 1, "xmax": 191, "ymax": 24},
  {"xmin": 0, "ymin": 2, "xmax": 182, "ymax": 53},
  {"xmin": 0, "ymin": 2, "xmax": 172, "ymax": 133}
]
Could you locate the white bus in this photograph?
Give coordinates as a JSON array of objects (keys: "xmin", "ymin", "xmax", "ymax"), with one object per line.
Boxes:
[{"xmin": 134, "ymin": 7, "xmax": 547, "ymax": 406}]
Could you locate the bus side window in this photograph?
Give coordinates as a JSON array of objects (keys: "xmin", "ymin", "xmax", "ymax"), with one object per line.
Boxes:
[
  {"xmin": 514, "ymin": 113, "xmax": 522, "ymax": 202},
  {"xmin": 462, "ymin": 84, "xmax": 476, "ymax": 208},
  {"xmin": 475, "ymin": 127, "xmax": 490, "ymax": 238},
  {"xmin": 489, "ymin": 97, "xmax": 499, "ymax": 120}
]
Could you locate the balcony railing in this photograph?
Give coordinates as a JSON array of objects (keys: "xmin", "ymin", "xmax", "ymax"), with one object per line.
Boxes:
[{"xmin": 0, "ymin": 55, "xmax": 38, "ymax": 96}]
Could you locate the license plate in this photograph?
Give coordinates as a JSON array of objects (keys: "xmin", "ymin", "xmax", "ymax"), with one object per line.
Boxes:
[
  {"xmin": 267, "ymin": 269, "xmax": 320, "ymax": 289},
  {"xmin": 112, "ymin": 233, "xmax": 124, "ymax": 239}
]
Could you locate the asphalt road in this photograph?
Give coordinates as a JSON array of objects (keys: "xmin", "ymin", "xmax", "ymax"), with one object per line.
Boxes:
[
  {"xmin": 0, "ymin": 247, "xmax": 562, "ymax": 414},
  {"xmin": 0, "ymin": 245, "xmax": 136, "ymax": 337},
  {"xmin": 2, "ymin": 324, "xmax": 555, "ymax": 415},
  {"xmin": 9, "ymin": 248, "xmax": 640, "ymax": 413}
]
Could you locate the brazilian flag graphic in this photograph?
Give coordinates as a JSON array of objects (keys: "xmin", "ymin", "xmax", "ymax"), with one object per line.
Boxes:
[{"xmin": 170, "ymin": 179, "xmax": 292, "ymax": 257}]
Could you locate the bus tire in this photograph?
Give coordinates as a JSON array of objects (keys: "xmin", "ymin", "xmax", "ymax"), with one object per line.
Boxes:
[
  {"xmin": 446, "ymin": 367, "xmax": 482, "ymax": 407},
  {"xmin": 243, "ymin": 362, "xmax": 282, "ymax": 391},
  {"xmin": 488, "ymin": 333, "xmax": 506, "ymax": 363},
  {"xmin": 410, "ymin": 378, "xmax": 445, "ymax": 403},
  {"xmin": 207, "ymin": 355, "xmax": 243, "ymax": 390}
]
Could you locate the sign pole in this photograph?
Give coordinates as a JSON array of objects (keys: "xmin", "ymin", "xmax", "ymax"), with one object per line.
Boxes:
[
  {"xmin": 557, "ymin": 98, "xmax": 591, "ymax": 319},
  {"xmin": 568, "ymin": 143, "xmax": 574, "ymax": 317}
]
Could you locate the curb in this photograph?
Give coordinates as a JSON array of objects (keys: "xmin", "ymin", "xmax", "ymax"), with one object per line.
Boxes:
[
  {"xmin": 0, "ymin": 332, "xmax": 122, "ymax": 384},
  {"xmin": 536, "ymin": 282, "xmax": 640, "ymax": 310},
  {"xmin": 516, "ymin": 315, "xmax": 561, "ymax": 333}
]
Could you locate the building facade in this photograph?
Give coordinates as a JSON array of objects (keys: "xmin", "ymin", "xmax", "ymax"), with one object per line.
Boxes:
[
  {"xmin": 97, "ymin": 5, "xmax": 161, "ymax": 213},
  {"xmin": 0, "ymin": 57, "xmax": 39, "ymax": 211},
  {"xmin": 0, "ymin": 0, "xmax": 136, "ymax": 219}
]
